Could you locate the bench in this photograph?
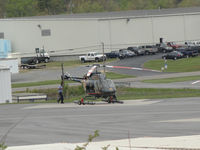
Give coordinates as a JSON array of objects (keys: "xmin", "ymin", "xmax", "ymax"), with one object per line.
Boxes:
[{"xmin": 12, "ymin": 93, "xmax": 47, "ymax": 103}]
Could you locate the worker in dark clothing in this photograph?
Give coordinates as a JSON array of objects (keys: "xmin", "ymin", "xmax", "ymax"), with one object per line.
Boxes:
[{"xmin": 57, "ymin": 81, "xmax": 64, "ymax": 104}]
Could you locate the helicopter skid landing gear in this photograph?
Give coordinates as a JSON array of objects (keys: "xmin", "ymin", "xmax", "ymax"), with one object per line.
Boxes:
[
  {"xmin": 103, "ymin": 96, "xmax": 124, "ymax": 104},
  {"xmin": 74, "ymin": 97, "xmax": 95, "ymax": 105}
]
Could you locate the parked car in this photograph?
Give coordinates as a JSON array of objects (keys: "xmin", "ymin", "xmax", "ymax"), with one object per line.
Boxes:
[
  {"xmin": 176, "ymin": 47, "xmax": 199, "ymax": 58},
  {"xmin": 127, "ymin": 50, "xmax": 136, "ymax": 57},
  {"xmin": 118, "ymin": 49, "xmax": 136, "ymax": 59},
  {"xmin": 106, "ymin": 51, "xmax": 119, "ymax": 58},
  {"xmin": 79, "ymin": 52, "xmax": 106, "ymax": 63},
  {"xmin": 188, "ymin": 45, "xmax": 200, "ymax": 53},
  {"xmin": 158, "ymin": 43, "xmax": 173, "ymax": 53},
  {"xmin": 127, "ymin": 46, "xmax": 145, "ymax": 55},
  {"xmin": 162, "ymin": 51, "xmax": 184, "ymax": 60},
  {"xmin": 167, "ymin": 42, "xmax": 183, "ymax": 49},
  {"xmin": 139, "ymin": 45, "xmax": 158, "ymax": 55}
]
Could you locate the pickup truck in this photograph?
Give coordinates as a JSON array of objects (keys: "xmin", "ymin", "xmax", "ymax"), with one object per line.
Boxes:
[
  {"xmin": 138, "ymin": 45, "xmax": 158, "ymax": 55},
  {"xmin": 176, "ymin": 47, "xmax": 199, "ymax": 58},
  {"xmin": 79, "ymin": 52, "xmax": 106, "ymax": 63}
]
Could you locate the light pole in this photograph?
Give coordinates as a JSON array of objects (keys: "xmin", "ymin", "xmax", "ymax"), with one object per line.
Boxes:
[{"xmin": 101, "ymin": 42, "xmax": 105, "ymax": 74}]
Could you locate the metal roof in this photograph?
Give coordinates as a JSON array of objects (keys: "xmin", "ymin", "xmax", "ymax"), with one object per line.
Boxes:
[{"xmin": 2, "ymin": 7, "xmax": 200, "ymax": 21}]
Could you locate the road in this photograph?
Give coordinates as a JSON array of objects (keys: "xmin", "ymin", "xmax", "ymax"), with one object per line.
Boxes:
[
  {"xmin": 11, "ymin": 54, "xmax": 164, "ymax": 83},
  {"xmin": 107, "ymin": 53, "xmax": 166, "ymax": 76},
  {"xmin": 1, "ymin": 98, "xmax": 200, "ymax": 146}
]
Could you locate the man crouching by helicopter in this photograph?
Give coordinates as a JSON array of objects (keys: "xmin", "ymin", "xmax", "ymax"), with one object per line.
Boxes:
[{"xmin": 57, "ymin": 81, "xmax": 64, "ymax": 104}]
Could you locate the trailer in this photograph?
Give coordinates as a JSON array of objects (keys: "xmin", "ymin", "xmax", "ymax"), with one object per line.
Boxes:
[
  {"xmin": 20, "ymin": 47, "xmax": 50, "ymax": 69},
  {"xmin": 20, "ymin": 64, "xmax": 46, "ymax": 69}
]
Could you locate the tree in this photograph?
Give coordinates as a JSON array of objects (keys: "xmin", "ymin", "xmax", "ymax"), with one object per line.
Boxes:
[
  {"xmin": 0, "ymin": 0, "xmax": 7, "ymax": 18},
  {"xmin": 2, "ymin": 0, "xmax": 200, "ymax": 18},
  {"xmin": 73, "ymin": 0, "xmax": 104, "ymax": 13},
  {"xmin": 37, "ymin": 0, "xmax": 67, "ymax": 15},
  {"xmin": 6, "ymin": 0, "xmax": 37, "ymax": 17},
  {"xmin": 178, "ymin": 0, "xmax": 200, "ymax": 7},
  {"xmin": 100, "ymin": 0, "xmax": 119, "ymax": 12}
]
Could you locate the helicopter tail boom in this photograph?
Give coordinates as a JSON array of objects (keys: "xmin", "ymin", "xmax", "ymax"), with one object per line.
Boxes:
[{"xmin": 63, "ymin": 73, "xmax": 84, "ymax": 83}]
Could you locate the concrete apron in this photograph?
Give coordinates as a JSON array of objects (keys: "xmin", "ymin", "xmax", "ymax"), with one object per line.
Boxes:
[{"xmin": 7, "ymin": 135, "xmax": 200, "ymax": 150}]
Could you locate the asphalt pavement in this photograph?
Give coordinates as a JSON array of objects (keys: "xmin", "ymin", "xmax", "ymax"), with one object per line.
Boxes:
[{"xmin": 1, "ymin": 98, "xmax": 200, "ymax": 147}]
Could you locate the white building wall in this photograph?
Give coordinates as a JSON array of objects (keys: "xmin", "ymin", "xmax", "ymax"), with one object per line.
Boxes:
[
  {"xmin": 0, "ymin": 13, "xmax": 200, "ymax": 55},
  {"xmin": 99, "ymin": 17, "xmax": 154, "ymax": 50},
  {"xmin": 152, "ymin": 15, "xmax": 185, "ymax": 43},
  {"xmin": 0, "ymin": 67, "xmax": 12, "ymax": 103},
  {"xmin": 108, "ymin": 17, "xmax": 153, "ymax": 46},
  {"xmin": 0, "ymin": 19, "xmax": 100, "ymax": 55},
  {"xmin": 100, "ymin": 13, "xmax": 200, "ymax": 49},
  {"xmin": 184, "ymin": 14, "xmax": 200, "ymax": 41}
]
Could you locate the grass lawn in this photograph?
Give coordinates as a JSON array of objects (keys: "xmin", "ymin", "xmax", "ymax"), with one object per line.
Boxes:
[
  {"xmin": 143, "ymin": 75, "xmax": 200, "ymax": 83},
  {"xmin": 105, "ymin": 72, "xmax": 135, "ymax": 79},
  {"xmin": 143, "ymin": 56, "xmax": 200, "ymax": 72},
  {"xmin": 117, "ymin": 87, "xmax": 200, "ymax": 100},
  {"xmin": 12, "ymin": 80, "xmax": 66, "ymax": 88},
  {"xmin": 42, "ymin": 58, "xmax": 118, "ymax": 68}
]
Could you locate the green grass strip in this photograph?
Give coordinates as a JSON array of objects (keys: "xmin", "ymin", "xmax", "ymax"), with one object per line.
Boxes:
[
  {"xmin": 143, "ymin": 75, "xmax": 200, "ymax": 83},
  {"xmin": 117, "ymin": 87, "xmax": 200, "ymax": 100},
  {"xmin": 12, "ymin": 80, "xmax": 64, "ymax": 88},
  {"xmin": 105, "ymin": 72, "xmax": 135, "ymax": 79},
  {"xmin": 43, "ymin": 58, "xmax": 118, "ymax": 68},
  {"xmin": 143, "ymin": 56, "xmax": 200, "ymax": 72}
]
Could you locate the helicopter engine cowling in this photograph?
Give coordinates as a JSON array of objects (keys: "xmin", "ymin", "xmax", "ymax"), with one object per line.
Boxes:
[{"xmin": 101, "ymin": 79, "xmax": 116, "ymax": 94}]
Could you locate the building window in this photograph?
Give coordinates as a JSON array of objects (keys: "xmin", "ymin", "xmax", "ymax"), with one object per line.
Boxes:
[
  {"xmin": 0, "ymin": 33, "xmax": 4, "ymax": 39},
  {"xmin": 41, "ymin": 29, "xmax": 51, "ymax": 36}
]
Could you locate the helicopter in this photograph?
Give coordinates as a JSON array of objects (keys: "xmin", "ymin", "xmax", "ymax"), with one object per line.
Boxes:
[{"xmin": 62, "ymin": 64, "xmax": 160, "ymax": 105}]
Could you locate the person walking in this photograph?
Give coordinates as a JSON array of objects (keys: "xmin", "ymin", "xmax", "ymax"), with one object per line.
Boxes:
[{"xmin": 57, "ymin": 81, "xmax": 64, "ymax": 104}]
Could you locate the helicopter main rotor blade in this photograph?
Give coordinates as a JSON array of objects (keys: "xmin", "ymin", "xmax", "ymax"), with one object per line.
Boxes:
[
  {"xmin": 87, "ymin": 66, "xmax": 97, "ymax": 77},
  {"xmin": 192, "ymin": 80, "xmax": 200, "ymax": 84},
  {"xmin": 105, "ymin": 65, "xmax": 161, "ymax": 72}
]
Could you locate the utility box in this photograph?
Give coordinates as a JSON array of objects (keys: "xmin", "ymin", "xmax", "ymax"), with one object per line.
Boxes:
[
  {"xmin": 0, "ymin": 58, "xmax": 19, "ymax": 74},
  {"xmin": 0, "ymin": 66, "xmax": 12, "ymax": 103}
]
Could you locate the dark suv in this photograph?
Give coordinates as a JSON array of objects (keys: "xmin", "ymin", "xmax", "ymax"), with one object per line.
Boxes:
[
  {"xmin": 118, "ymin": 49, "xmax": 136, "ymax": 59},
  {"xmin": 127, "ymin": 46, "xmax": 145, "ymax": 55},
  {"xmin": 158, "ymin": 43, "xmax": 174, "ymax": 53},
  {"xmin": 106, "ymin": 51, "xmax": 119, "ymax": 58}
]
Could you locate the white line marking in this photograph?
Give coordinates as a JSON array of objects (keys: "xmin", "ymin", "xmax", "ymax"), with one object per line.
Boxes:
[{"xmin": 158, "ymin": 118, "xmax": 200, "ymax": 123}]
